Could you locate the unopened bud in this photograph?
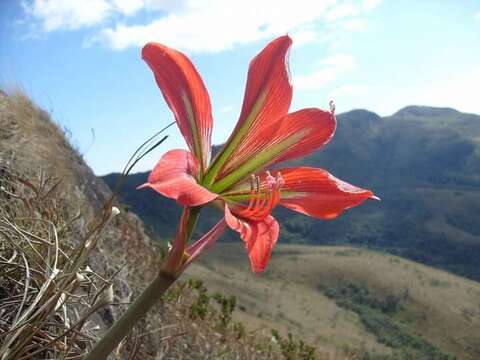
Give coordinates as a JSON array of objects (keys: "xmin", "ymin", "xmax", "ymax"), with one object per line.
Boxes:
[
  {"xmin": 93, "ymin": 284, "xmax": 114, "ymax": 308},
  {"xmin": 76, "ymin": 272, "xmax": 86, "ymax": 283},
  {"xmin": 110, "ymin": 206, "xmax": 120, "ymax": 219}
]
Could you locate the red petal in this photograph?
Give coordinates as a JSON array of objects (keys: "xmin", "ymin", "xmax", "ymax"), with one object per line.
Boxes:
[
  {"xmin": 275, "ymin": 167, "xmax": 376, "ymax": 219},
  {"xmin": 217, "ymin": 108, "xmax": 336, "ymax": 183},
  {"xmin": 224, "ymin": 205, "xmax": 279, "ymax": 273},
  {"xmin": 271, "ymin": 108, "xmax": 335, "ymax": 164},
  {"xmin": 208, "ymin": 36, "xmax": 292, "ymax": 181},
  {"xmin": 142, "ymin": 43, "xmax": 213, "ymax": 172},
  {"xmin": 139, "ymin": 149, "xmax": 217, "ymax": 206},
  {"xmin": 235, "ymin": 35, "xmax": 292, "ymax": 134}
]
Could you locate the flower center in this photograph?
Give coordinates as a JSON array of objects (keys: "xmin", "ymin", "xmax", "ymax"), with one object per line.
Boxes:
[{"xmin": 237, "ymin": 171, "xmax": 284, "ymax": 221}]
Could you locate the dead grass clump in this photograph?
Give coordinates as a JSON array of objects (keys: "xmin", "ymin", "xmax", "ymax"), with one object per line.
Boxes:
[
  {"xmin": 0, "ymin": 90, "xmax": 77, "ymax": 173},
  {"xmin": 0, "ymin": 89, "xmax": 111, "ymax": 217},
  {"xmin": 0, "ymin": 167, "xmax": 113, "ymax": 359}
]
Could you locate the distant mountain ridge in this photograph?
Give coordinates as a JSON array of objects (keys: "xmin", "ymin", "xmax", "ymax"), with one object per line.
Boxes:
[
  {"xmin": 103, "ymin": 105, "xmax": 480, "ymax": 281},
  {"xmin": 393, "ymin": 105, "xmax": 462, "ymax": 117}
]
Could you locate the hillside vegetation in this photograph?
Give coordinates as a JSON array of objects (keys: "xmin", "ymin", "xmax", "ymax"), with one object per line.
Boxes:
[
  {"xmin": 188, "ymin": 243, "xmax": 480, "ymax": 359},
  {"xmin": 103, "ymin": 105, "xmax": 480, "ymax": 281}
]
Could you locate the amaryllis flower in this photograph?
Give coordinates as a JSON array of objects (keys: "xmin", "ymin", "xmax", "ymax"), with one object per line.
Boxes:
[{"xmin": 140, "ymin": 35, "xmax": 377, "ymax": 273}]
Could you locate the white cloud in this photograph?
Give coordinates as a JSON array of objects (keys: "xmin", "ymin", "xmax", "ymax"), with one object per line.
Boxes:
[
  {"xmin": 328, "ymin": 84, "xmax": 368, "ymax": 98},
  {"xmin": 21, "ymin": 0, "xmax": 382, "ymax": 52},
  {"xmin": 111, "ymin": 0, "xmax": 187, "ymax": 15},
  {"xmin": 96, "ymin": 0, "xmax": 335, "ymax": 52},
  {"xmin": 325, "ymin": 3, "xmax": 359, "ymax": 22},
  {"xmin": 22, "ymin": 0, "xmax": 185, "ymax": 31},
  {"xmin": 340, "ymin": 18, "xmax": 368, "ymax": 31},
  {"xmin": 362, "ymin": 0, "xmax": 382, "ymax": 11},
  {"xmin": 416, "ymin": 65, "xmax": 480, "ymax": 115},
  {"xmin": 23, "ymin": 0, "xmax": 113, "ymax": 31},
  {"xmin": 111, "ymin": 0, "xmax": 145, "ymax": 16},
  {"xmin": 325, "ymin": 0, "xmax": 381, "ymax": 22},
  {"xmin": 293, "ymin": 54, "xmax": 356, "ymax": 91}
]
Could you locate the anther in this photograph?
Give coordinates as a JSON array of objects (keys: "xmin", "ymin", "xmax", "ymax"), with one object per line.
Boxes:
[
  {"xmin": 250, "ymin": 174, "xmax": 256, "ymax": 191},
  {"xmin": 275, "ymin": 172, "xmax": 285, "ymax": 187},
  {"xmin": 266, "ymin": 171, "xmax": 276, "ymax": 189},
  {"xmin": 245, "ymin": 174, "xmax": 258, "ymax": 212}
]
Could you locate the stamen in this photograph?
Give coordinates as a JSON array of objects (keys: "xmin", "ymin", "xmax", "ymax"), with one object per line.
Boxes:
[
  {"xmin": 252, "ymin": 175, "xmax": 262, "ymax": 210},
  {"xmin": 254, "ymin": 191, "xmax": 270, "ymax": 217},
  {"xmin": 239, "ymin": 170, "xmax": 284, "ymax": 221},
  {"xmin": 244, "ymin": 174, "xmax": 258, "ymax": 212},
  {"xmin": 275, "ymin": 172, "xmax": 285, "ymax": 187},
  {"xmin": 266, "ymin": 171, "xmax": 276, "ymax": 189}
]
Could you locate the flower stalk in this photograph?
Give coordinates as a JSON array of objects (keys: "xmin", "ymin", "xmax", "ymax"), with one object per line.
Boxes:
[
  {"xmin": 86, "ymin": 207, "xmax": 200, "ymax": 359},
  {"xmin": 84, "ymin": 269, "xmax": 176, "ymax": 360}
]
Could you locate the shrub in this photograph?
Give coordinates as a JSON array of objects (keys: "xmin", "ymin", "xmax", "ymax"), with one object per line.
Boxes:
[
  {"xmin": 322, "ymin": 283, "xmax": 455, "ymax": 359},
  {"xmin": 212, "ymin": 292, "xmax": 237, "ymax": 329},
  {"xmin": 271, "ymin": 329, "xmax": 316, "ymax": 360}
]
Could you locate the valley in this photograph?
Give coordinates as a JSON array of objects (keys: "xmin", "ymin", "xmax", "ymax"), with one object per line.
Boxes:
[{"xmin": 187, "ymin": 243, "xmax": 480, "ymax": 359}]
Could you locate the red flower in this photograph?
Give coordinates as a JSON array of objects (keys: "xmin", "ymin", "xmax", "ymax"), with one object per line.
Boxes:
[{"xmin": 140, "ymin": 35, "xmax": 377, "ymax": 273}]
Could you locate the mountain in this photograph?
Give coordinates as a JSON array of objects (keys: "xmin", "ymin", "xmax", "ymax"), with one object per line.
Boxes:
[{"xmin": 103, "ymin": 106, "xmax": 480, "ymax": 281}]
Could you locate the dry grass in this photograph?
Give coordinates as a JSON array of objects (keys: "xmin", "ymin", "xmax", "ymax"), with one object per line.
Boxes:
[
  {"xmin": 0, "ymin": 89, "xmax": 112, "ymax": 219},
  {"xmin": 189, "ymin": 243, "xmax": 480, "ymax": 359},
  {"xmin": 0, "ymin": 164, "xmax": 181, "ymax": 359},
  {"xmin": 0, "ymin": 89, "xmax": 160, "ymax": 358},
  {"xmin": 0, "ymin": 167, "xmax": 116, "ymax": 359},
  {"xmin": 1, "ymin": 90, "xmax": 76, "ymax": 178}
]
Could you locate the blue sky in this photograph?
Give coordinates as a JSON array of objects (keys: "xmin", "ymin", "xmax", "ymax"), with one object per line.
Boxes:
[{"xmin": 1, "ymin": 0, "xmax": 479, "ymax": 175}]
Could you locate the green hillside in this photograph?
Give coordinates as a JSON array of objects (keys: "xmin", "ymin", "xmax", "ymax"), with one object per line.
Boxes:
[
  {"xmin": 187, "ymin": 243, "xmax": 480, "ymax": 359},
  {"xmin": 103, "ymin": 106, "xmax": 480, "ymax": 281}
]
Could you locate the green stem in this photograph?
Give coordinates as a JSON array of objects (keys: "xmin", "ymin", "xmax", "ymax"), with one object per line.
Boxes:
[
  {"xmin": 185, "ymin": 206, "xmax": 201, "ymax": 240},
  {"xmin": 85, "ymin": 207, "xmax": 202, "ymax": 359},
  {"xmin": 84, "ymin": 270, "xmax": 175, "ymax": 360}
]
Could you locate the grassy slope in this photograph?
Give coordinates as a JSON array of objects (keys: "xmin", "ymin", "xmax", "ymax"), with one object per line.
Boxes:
[{"xmin": 187, "ymin": 243, "xmax": 480, "ymax": 359}]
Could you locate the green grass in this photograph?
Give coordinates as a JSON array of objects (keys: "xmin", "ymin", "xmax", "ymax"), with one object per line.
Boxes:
[{"xmin": 322, "ymin": 284, "xmax": 454, "ymax": 359}]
